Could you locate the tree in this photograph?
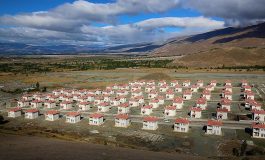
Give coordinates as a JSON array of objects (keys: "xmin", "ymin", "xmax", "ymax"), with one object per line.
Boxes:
[{"xmin": 36, "ymin": 82, "xmax": 40, "ymax": 90}]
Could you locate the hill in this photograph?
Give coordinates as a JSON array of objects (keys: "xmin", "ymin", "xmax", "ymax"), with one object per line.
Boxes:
[{"xmin": 152, "ymin": 22, "xmax": 265, "ymax": 67}]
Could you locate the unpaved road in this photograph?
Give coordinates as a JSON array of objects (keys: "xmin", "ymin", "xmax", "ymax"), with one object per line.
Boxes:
[{"xmin": 0, "ymin": 134, "xmax": 209, "ymax": 160}]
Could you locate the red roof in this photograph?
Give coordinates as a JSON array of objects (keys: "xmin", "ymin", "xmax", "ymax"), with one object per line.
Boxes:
[
  {"xmin": 25, "ymin": 109, "xmax": 39, "ymax": 113},
  {"xmin": 253, "ymin": 110, "xmax": 265, "ymax": 114},
  {"xmin": 46, "ymin": 110, "xmax": 59, "ymax": 115},
  {"xmin": 190, "ymin": 107, "xmax": 202, "ymax": 112},
  {"xmin": 90, "ymin": 113, "xmax": 104, "ymax": 118},
  {"xmin": 165, "ymin": 105, "xmax": 176, "ymax": 110},
  {"xmin": 79, "ymin": 101, "xmax": 91, "ymax": 105},
  {"xmin": 175, "ymin": 118, "xmax": 189, "ymax": 124},
  {"xmin": 202, "ymin": 90, "xmax": 211, "ymax": 95},
  {"xmin": 115, "ymin": 114, "xmax": 129, "ymax": 120},
  {"xmin": 183, "ymin": 90, "xmax": 192, "ymax": 95},
  {"xmin": 210, "ymin": 80, "xmax": 217, "ymax": 83},
  {"xmin": 142, "ymin": 105, "xmax": 153, "ymax": 109},
  {"xmin": 221, "ymin": 98, "xmax": 231, "ymax": 105},
  {"xmin": 207, "ymin": 120, "xmax": 223, "ymax": 126},
  {"xmin": 143, "ymin": 116, "xmax": 159, "ymax": 122},
  {"xmin": 44, "ymin": 100, "xmax": 55, "ymax": 103},
  {"xmin": 98, "ymin": 102, "xmax": 109, "ymax": 106},
  {"xmin": 217, "ymin": 108, "xmax": 229, "ymax": 113},
  {"xmin": 224, "ymin": 90, "xmax": 232, "ymax": 95},
  {"xmin": 252, "ymin": 122, "xmax": 265, "ymax": 129},
  {"xmin": 31, "ymin": 100, "xmax": 43, "ymax": 103},
  {"xmin": 119, "ymin": 103, "xmax": 129, "ymax": 108},
  {"xmin": 66, "ymin": 112, "xmax": 80, "ymax": 117},
  {"xmin": 61, "ymin": 101, "xmax": 72, "ymax": 104},
  {"xmin": 196, "ymin": 98, "xmax": 207, "ymax": 104},
  {"xmin": 150, "ymin": 99, "xmax": 159, "ymax": 103},
  {"xmin": 173, "ymin": 97, "xmax": 183, "ymax": 103},
  {"xmin": 9, "ymin": 107, "xmax": 21, "ymax": 112}
]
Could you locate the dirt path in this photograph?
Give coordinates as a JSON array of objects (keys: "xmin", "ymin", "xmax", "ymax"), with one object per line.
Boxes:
[{"xmin": 0, "ymin": 134, "xmax": 209, "ymax": 160}]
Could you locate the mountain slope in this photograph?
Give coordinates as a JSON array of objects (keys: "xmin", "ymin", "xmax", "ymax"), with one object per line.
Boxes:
[{"xmin": 152, "ymin": 22, "xmax": 265, "ymax": 67}]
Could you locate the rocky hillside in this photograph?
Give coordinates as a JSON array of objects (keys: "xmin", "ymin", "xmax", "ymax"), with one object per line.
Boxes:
[{"xmin": 152, "ymin": 22, "xmax": 265, "ymax": 67}]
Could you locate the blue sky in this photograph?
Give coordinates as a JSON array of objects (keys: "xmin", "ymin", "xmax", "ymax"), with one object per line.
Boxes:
[{"xmin": 0, "ymin": 0, "xmax": 264, "ymax": 46}]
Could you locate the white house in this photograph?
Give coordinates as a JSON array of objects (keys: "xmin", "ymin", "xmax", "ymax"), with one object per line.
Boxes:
[
  {"xmin": 78, "ymin": 102, "xmax": 92, "ymax": 111},
  {"xmin": 252, "ymin": 122, "xmax": 265, "ymax": 139},
  {"xmin": 129, "ymin": 98, "xmax": 139, "ymax": 107},
  {"xmin": 22, "ymin": 94, "xmax": 33, "ymax": 101},
  {"xmin": 66, "ymin": 112, "xmax": 81, "ymax": 123},
  {"xmin": 196, "ymin": 80, "xmax": 204, "ymax": 87},
  {"xmin": 216, "ymin": 108, "xmax": 228, "ymax": 120},
  {"xmin": 190, "ymin": 85, "xmax": 199, "ymax": 92},
  {"xmin": 110, "ymin": 97, "xmax": 121, "ymax": 106},
  {"xmin": 174, "ymin": 118, "xmax": 190, "ymax": 133},
  {"xmin": 196, "ymin": 98, "xmax": 207, "ymax": 110},
  {"xmin": 157, "ymin": 96, "xmax": 165, "ymax": 105},
  {"xmin": 131, "ymin": 89, "xmax": 143, "ymax": 97},
  {"xmin": 224, "ymin": 85, "xmax": 233, "ymax": 92},
  {"xmin": 166, "ymin": 89, "xmax": 175, "ymax": 100},
  {"xmin": 250, "ymin": 101, "xmax": 262, "ymax": 111},
  {"xmin": 164, "ymin": 105, "xmax": 176, "ymax": 117},
  {"xmin": 118, "ymin": 103, "xmax": 130, "ymax": 114},
  {"xmin": 202, "ymin": 90, "xmax": 211, "ymax": 100},
  {"xmin": 170, "ymin": 80, "xmax": 178, "ymax": 87},
  {"xmin": 173, "ymin": 97, "xmax": 184, "ymax": 109},
  {"xmin": 224, "ymin": 80, "xmax": 232, "ymax": 86},
  {"xmin": 220, "ymin": 98, "xmax": 231, "ymax": 111},
  {"xmin": 246, "ymin": 91, "xmax": 255, "ymax": 100},
  {"xmin": 210, "ymin": 80, "xmax": 217, "ymax": 87},
  {"xmin": 182, "ymin": 80, "xmax": 191, "ymax": 87},
  {"xmin": 145, "ymin": 85, "xmax": 156, "ymax": 93},
  {"xmin": 97, "ymin": 102, "xmax": 111, "ymax": 112},
  {"xmin": 94, "ymin": 96, "xmax": 105, "ymax": 105},
  {"xmin": 60, "ymin": 101, "xmax": 73, "ymax": 110},
  {"xmin": 141, "ymin": 105, "xmax": 153, "ymax": 115},
  {"xmin": 115, "ymin": 114, "xmax": 131, "ymax": 128},
  {"xmin": 142, "ymin": 116, "xmax": 159, "ymax": 130},
  {"xmin": 149, "ymin": 99, "xmax": 160, "ymax": 109},
  {"xmin": 148, "ymin": 90, "xmax": 158, "ymax": 99},
  {"xmin": 8, "ymin": 107, "xmax": 22, "ymax": 118},
  {"xmin": 253, "ymin": 110, "xmax": 265, "ymax": 122},
  {"xmin": 174, "ymin": 84, "xmax": 182, "ymax": 93},
  {"xmin": 45, "ymin": 110, "xmax": 60, "ymax": 121},
  {"xmin": 222, "ymin": 90, "xmax": 232, "ymax": 100},
  {"xmin": 158, "ymin": 80, "xmax": 167, "ymax": 87},
  {"xmin": 206, "ymin": 120, "xmax": 223, "ymax": 136},
  {"xmin": 242, "ymin": 85, "xmax": 252, "ymax": 92},
  {"xmin": 241, "ymin": 80, "xmax": 248, "ymax": 87},
  {"xmin": 31, "ymin": 100, "xmax": 43, "ymax": 108},
  {"xmin": 89, "ymin": 113, "xmax": 104, "ymax": 126},
  {"xmin": 44, "ymin": 100, "xmax": 56, "ymax": 109},
  {"xmin": 159, "ymin": 85, "xmax": 169, "ymax": 92},
  {"xmin": 25, "ymin": 109, "xmax": 39, "ymax": 119},
  {"xmin": 190, "ymin": 107, "xmax": 202, "ymax": 118},
  {"xmin": 183, "ymin": 90, "xmax": 192, "ymax": 100},
  {"xmin": 205, "ymin": 85, "xmax": 214, "ymax": 91}
]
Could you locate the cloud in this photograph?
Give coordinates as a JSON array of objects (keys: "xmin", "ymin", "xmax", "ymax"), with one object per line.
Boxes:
[
  {"xmin": 181, "ymin": 0, "xmax": 265, "ymax": 26},
  {"xmin": 0, "ymin": 0, "xmax": 180, "ymax": 31}
]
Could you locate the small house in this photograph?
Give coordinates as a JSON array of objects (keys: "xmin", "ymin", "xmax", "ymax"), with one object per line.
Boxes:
[
  {"xmin": 25, "ymin": 109, "xmax": 39, "ymax": 119},
  {"xmin": 196, "ymin": 80, "xmax": 204, "ymax": 87},
  {"xmin": 252, "ymin": 122, "xmax": 265, "ymax": 139},
  {"xmin": 115, "ymin": 114, "xmax": 130, "ymax": 128},
  {"xmin": 89, "ymin": 113, "xmax": 104, "ymax": 126},
  {"xmin": 66, "ymin": 112, "xmax": 81, "ymax": 123},
  {"xmin": 148, "ymin": 90, "xmax": 158, "ymax": 99},
  {"xmin": 78, "ymin": 102, "xmax": 92, "ymax": 111},
  {"xmin": 174, "ymin": 118, "xmax": 190, "ymax": 133},
  {"xmin": 210, "ymin": 80, "xmax": 217, "ymax": 87},
  {"xmin": 173, "ymin": 97, "xmax": 184, "ymax": 109},
  {"xmin": 44, "ymin": 100, "xmax": 56, "ymax": 109},
  {"xmin": 170, "ymin": 80, "xmax": 178, "ymax": 87},
  {"xmin": 253, "ymin": 110, "xmax": 265, "ymax": 122},
  {"xmin": 118, "ymin": 103, "xmax": 130, "ymax": 114},
  {"xmin": 141, "ymin": 105, "xmax": 153, "ymax": 115},
  {"xmin": 8, "ymin": 107, "xmax": 22, "ymax": 118},
  {"xmin": 31, "ymin": 100, "xmax": 43, "ymax": 108},
  {"xmin": 190, "ymin": 107, "xmax": 202, "ymax": 118},
  {"xmin": 166, "ymin": 89, "xmax": 175, "ymax": 100},
  {"xmin": 60, "ymin": 101, "xmax": 73, "ymax": 110},
  {"xmin": 164, "ymin": 105, "xmax": 176, "ymax": 117},
  {"xmin": 190, "ymin": 85, "xmax": 199, "ymax": 92},
  {"xmin": 45, "ymin": 110, "xmax": 60, "ymax": 121},
  {"xmin": 196, "ymin": 98, "xmax": 207, "ymax": 110},
  {"xmin": 220, "ymin": 98, "xmax": 231, "ymax": 111},
  {"xmin": 216, "ymin": 108, "xmax": 228, "ymax": 120},
  {"xmin": 182, "ymin": 80, "xmax": 191, "ymax": 87},
  {"xmin": 142, "ymin": 116, "xmax": 159, "ymax": 130},
  {"xmin": 129, "ymin": 98, "xmax": 139, "ymax": 107},
  {"xmin": 97, "ymin": 102, "xmax": 111, "ymax": 112},
  {"xmin": 174, "ymin": 84, "xmax": 182, "ymax": 92},
  {"xmin": 206, "ymin": 120, "xmax": 222, "ymax": 135},
  {"xmin": 149, "ymin": 99, "xmax": 159, "ymax": 108},
  {"xmin": 183, "ymin": 90, "xmax": 192, "ymax": 100}
]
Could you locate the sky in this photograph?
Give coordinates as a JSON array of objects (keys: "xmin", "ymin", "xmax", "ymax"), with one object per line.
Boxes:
[{"xmin": 0, "ymin": 0, "xmax": 264, "ymax": 46}]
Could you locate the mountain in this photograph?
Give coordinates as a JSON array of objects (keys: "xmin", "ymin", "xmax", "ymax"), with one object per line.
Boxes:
[
  {"xmin": 152, "ymin": 22, "xmax": 265, "ymax": 67},
  {"xmin": 0, "ymin": 41, "xmax": 162, "ymax": 55}
]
